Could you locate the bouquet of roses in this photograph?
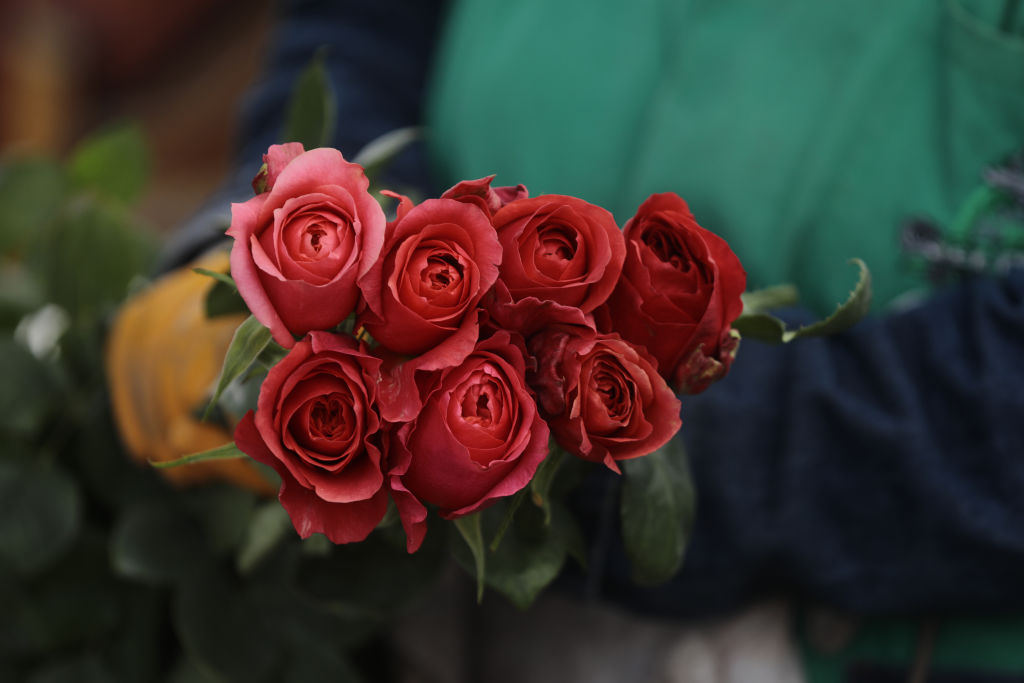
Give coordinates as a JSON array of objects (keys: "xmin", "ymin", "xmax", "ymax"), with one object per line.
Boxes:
[{"xmin": 201, "ymin": 140, "xmax": 746, "ymax": 568}]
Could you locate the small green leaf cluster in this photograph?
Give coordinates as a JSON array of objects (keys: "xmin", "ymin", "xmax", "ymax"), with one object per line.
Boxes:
[{"xmin": 733, "ymin": 259, "xmax": 872, "ymax": 343}]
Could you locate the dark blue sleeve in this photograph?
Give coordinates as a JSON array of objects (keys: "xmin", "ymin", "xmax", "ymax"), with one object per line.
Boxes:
[
  {"xmin": 158, "ymin": 0, "xmax": 444, "ymax": 271},
  {"xmin": 577, "ymin": 269, "xmax": 1024, "ymax": 617}
]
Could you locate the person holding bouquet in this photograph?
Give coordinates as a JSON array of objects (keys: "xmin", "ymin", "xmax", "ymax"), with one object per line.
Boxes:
[{"xmin": 162, "ymin": 1, "xmax": 1024, "ymax": 681}]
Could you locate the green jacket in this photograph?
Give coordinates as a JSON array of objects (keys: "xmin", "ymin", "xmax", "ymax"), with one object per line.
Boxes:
[{"xmin": 426, "ymin": 1, "xmax": 1024, "ymax": 681}]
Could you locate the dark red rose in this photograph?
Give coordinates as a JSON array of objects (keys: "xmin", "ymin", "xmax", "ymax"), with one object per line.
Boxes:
[
  {"xmin": 441, "ymin": 175, "xmax": 528, "ymax": 219},
  {"xmin": 490, "ymin": 195, "xmax": 625, "ymax": 316},
  {"xmin": 389, "ymin": 331, "xmax": 550, "ymax": 552},
  {"xmin": 600, "ymin": 193, "xmax": 745, "ymax": 394},
  {"xmin": 529, "ymin": 327, "xmax": 682, "ymax": 473},
  {"xmin": 233, "ymin": 331, "xmax": 388, "ymax": 544},
  {"xmin": 228, "ymin": 146, "xmax": 386, "ymax": 348}
]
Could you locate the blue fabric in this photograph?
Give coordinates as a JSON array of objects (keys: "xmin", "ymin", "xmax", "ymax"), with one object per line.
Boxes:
[
  {"xmin": 235, "ymin": 0, "xmax": 443, "ymax": 186},
  {"xmin": 579, "ymin": 269, "xmax": 1024, "ymax": 617}
]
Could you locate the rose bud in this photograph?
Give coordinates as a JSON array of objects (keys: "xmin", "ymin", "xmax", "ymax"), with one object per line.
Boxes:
[
  {"xmin": 599, "ymin": 193, "xmax": 745, "ymax": 394},
  {"xmin": 227, "ymin": 145, "xmax": 386, "ymax": 348},
  {"xmin": 441, "ymin": 175, "xmax": 528, "ymax": 219},
  {"xmin": 388, "ymin": 330, "xmax": 550, "ymax": 552},
  {"xmin": 251, "ymin": 141, "xmax": 304, "ymax": 194},
  {"xmin": 233, "ymin": 331, "xmax": 389, "ymax": 544},
  {"xmin": 529, "ymin": 327, "xmax": 682, "ymax": 473},
  {"xmin": 490, "ymin": 195, "xmax": 626, "ymax": 317}
]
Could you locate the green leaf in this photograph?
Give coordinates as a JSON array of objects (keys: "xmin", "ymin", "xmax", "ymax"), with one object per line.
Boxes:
[
  {"xmin": 0, "ymin": 460, "xmax": 80, "ymax": 574},
  {"xmin": 620, "ymin": 438, "xmax": 696, "ymax": 585},
  {"xmin": 0, "ymin": 533, "xmax": 121, "ymax": 657},
  {"xmin": 236, "ymin": 502, "xmax": 292, "ymax": 574},
  {"xmin": 740, "ymin": 283, "xmax": 799, "ymax": 315},
  {"xmin": 483, "ymin": 501, "xmax": 573, "ymax": 610},
  {"xmin": 165, "ymin": 657, "xmax": 221, "ymax": 683},
  {"xmin": 0, "ymin": 156, "xmax": 65, "ymax": 256},
  {"xmin": 110, "ymin": 502, "xmax": 206, "ymax": 584},
  {"xmin": 255, "ymin": 340, "xmax": 289, "ymax": 370},
  {"xmin": 0, "ymin": 337, "xmax": 60, "ymax": 437},
  {"xmin": 150, "ymin": 441, "xmax": 246, "ymax": 469},
  {"xmin": 282, "ymin": 49, "xmax": 337, "ymax": 150},
  {"xmin": 483, "ymin": 501, "xmax": 578, "ymax": 609},
  {"xmin": 203, "ymin": 276, "xmax": 247, "ymax": 318},
  {"xmin": 732, "ymin": 259, "xmax": 872, "ymax": 343},
  {"xmin": 488, "ymin": 488, "xmax": 525, "ymax": 552},
  {"xmin": 529, "ymin": 446, "xmax": 566, "ymax": 525},
  {"xmin": 454, "ymin": 514, "xmax": 486, "ymax": 603},
  {"xmin": 729, "ymin": 311, "xmax": 788, "ymax": 342},
  {"xmin": 282, "ymin": 648, "xmax": 364, "ymax": 683},
  {"xmin": 30, "ymin": 196, "xmax": 155, "ymax": 325},
  {"xmin": 26, "ymin": 653, "xmax": 113, "ymax": 683},
  {"xmin": 291, "ymin": 529, "xmax": 444, "ymax": 619},
  {"xmin": 68, "ymin": 122, "xmax": 148, "ymax": 204},
  {"xmin": 106, "ymin": 585, "xmax": 163, "ymax": 683},
  {"xmin": 272, "ymin": 594, "xmax": 371, "ymax": 683},
  {"xmin": 173, "ymin": 564, "xmax": 283, "ymax": 683},
  {"xmin": 69, "ymin": 411, "xmax": 166, "ymax": 510},
  {"xmin": 183, "ymin": 485, "xmax": 257, "ymax": 556},
  {"xmin": 193, "ymin": 267, "xmax": 236, "ymax": 289},
  {"xmin": 0, "ymin": 261, "xmax": 45, "ymax": 329},
  {"xmin": 204, "ymin": 315, "xmax": 273, "ymax": 419},
  {"xmin": 449, "ymin": 498, "xmax": 579, "ymax": 609},
  {"xmin": 352, "ymin": 126, "xmax": 421, "ymax": 185}
]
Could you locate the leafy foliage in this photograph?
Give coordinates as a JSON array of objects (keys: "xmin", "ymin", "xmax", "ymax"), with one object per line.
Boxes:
[
  {"xmin": 203, "ymin": 316, "xmax": 274, "ymax": 420},
  {"xmin": 0, "ymin": 113, "xmax": 421, "ymax": 681},
  {"xmin": 282, "ymin": 49, "xmax": 337, "ymax": 150}
]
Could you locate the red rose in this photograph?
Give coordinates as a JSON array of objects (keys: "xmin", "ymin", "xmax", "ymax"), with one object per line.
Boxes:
[
  {"xmin": 228, "ymin": 145, "xmax": 386, "ymax": 348},
  {"xmin": 490, "ymin": 195, "xmax": 625, "ymax": 315},
  {"xmin": 529, "ymin": 327, "xmax": 682, "ymax": 473},
  {"xmin": 389, "ymin": 331, "xmax": 550, "ymax": 552},
  {"xmin": 600, "ymin": 193, "xmax": 745, "ymax": 394},
  {"xmin": 233, "ymin": 331, "xmax": 388, "ymax": 544},
  {"xmin": 441, "ymin": 175, "xmax": 528, "ymax": 218},
  {"xmin": 358, "ymin": 196, "xmax": 501, "ymax": 355},
  {"xmin": 357, "ymin": 196, "xmax": 503, "ymax": 422}
]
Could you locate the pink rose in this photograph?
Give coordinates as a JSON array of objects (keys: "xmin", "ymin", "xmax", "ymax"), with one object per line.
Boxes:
[
  {"xmin": 233, "ymin": 331, "xmax": 388, "ymax": 543},
  {"xmin": 388, "ymin": 331, "xmax": 550, "ymax": 552},
  {"xmin": 227, "ymin": 145, "xmax": 386, "ymax": 348},
  {"xmin": 529, "ymin": 327, "xmax": 682, "ymax": 473},
  {"xmin": 600, "ymin": 193, "xmax": 745, "ymax": 393}
]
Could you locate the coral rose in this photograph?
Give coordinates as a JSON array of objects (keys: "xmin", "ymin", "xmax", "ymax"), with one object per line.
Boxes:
[
  {"xmin": 490, "ymin": 195, "xmax": 625, "ymax": 316},
  {"xmin": 227, "ymin": 145, "xmax": 386, "ymax": 348},
  {"xmin": 388, "ymin": 331, "xmax": 549, "ymax": 552}
]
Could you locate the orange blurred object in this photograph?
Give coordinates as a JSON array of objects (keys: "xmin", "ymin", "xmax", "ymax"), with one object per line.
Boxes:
[{"xmin": 106, "ymin": 249, "xmax": 274, "ymax": 494}]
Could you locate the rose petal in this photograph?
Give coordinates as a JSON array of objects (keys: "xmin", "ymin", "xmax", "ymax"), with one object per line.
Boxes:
[{"xmin": 235, "ymin": 412, "xmax": 386, "ymax": 544}]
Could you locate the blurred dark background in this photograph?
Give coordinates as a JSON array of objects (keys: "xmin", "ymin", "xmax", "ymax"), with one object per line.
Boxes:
[{"xmin": 0, "ymin": 0, "xmax": 272, "ymax": 232}]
